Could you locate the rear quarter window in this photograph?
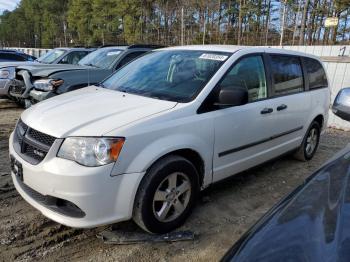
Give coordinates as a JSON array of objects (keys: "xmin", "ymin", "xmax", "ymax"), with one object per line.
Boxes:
[
  {"xmin": 303, "ymin": 57, "xmax": 328, "ymax": 90},
  {"xmin": 270, "ymin": 55, "xmax": 304, "ymax": 96}
]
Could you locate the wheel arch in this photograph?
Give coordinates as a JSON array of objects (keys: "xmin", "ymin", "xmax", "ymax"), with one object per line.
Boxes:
[
  {"xmin": 313, "ymin": 114, "xmax": 324, "ymax": 129},
  {"xmin": 113, "ymin": 132, "xmax": 213, "ymax": 188},
  {"xmin": 145, "ymin": 148, "xmax": 206, "ymax": 188}
]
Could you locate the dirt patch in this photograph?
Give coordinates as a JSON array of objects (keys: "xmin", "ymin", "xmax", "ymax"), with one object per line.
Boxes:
[{"xmin": 1, "ymin": 98, "xmax": 350, "ymax": 262}]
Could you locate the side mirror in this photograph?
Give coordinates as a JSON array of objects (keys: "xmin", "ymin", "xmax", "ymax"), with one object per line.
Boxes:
[
  {"xmin": 332, "ymin": 88, "xmax": 350, "ymax": 121},
  {"xmin": 215, "ymin": 86, "xmax": 248, "ymax": 108}
]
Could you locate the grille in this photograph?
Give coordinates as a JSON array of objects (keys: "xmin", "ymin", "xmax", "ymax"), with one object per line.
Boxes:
[
  {"xmin": 9, "ymin": 79, "xmax": 26, "ymax": 95},
  {"xmin": 27, "ymin": 128, "xmax": 56, "ymax": 146},
  {"xmin": 24, "ymin": 144, "xmax": 46, "ymax": 161},
  {"xmin": 11, "ymin": 85, "xmax": 24, "ymax": 94},
  {"xmin": 15, "ymin": 119, "xmax": 28, "ymax": 145},
  {"xmin": 17, "ymin": 119, "xmax": 28, "ymax": 132},
  {"xmin": 14, "ymin": 119, "xmax": 56, "ymax": 165}
]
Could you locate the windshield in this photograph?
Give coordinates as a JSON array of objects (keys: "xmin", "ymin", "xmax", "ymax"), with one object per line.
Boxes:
[
  {"xmin": 78, "ymin": 48, "xmax": 122, "ymax": 69},
  {"xmin": 102, "ymin": 50, "xmax": 230, "ymax": 102},
  {"xmin": 37, "ymin": 49, "xmax": 66, "ymax": 63}
]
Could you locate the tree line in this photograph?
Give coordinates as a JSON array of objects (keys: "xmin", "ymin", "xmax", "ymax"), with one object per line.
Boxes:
[{"xmin": 0, "ymin": 0, "xmax": 350, "ymax": 48}]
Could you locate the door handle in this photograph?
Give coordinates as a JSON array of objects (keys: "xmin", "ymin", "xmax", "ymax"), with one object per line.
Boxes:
[
  {"xmin": 277, "ymin": 104, "xmax": 288, "ymax": 111},
  {"xmin": 261, "ymin": 108, "xmax": 273, "ymax": 114}
]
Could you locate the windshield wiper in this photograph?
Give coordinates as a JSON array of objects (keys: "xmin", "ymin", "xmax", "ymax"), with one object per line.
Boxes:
[{"xmin": 97, "ymin": 83, "xmax": 106, "ymax": 88}]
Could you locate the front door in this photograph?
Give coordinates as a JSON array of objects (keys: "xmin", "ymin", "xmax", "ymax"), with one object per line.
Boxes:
[{"xmin": 210, "ymin": 54, "xmax": 277, "ymax": 182}]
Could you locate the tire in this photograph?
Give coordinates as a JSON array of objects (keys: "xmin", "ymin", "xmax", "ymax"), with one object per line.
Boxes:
[
  {"xmin": 133, "ymin": 155, "xmax": 199, "ymax": 234},
  {"xmin": 14, "ymin": 98, "xmax": 25, "ymax": 108},
  {"xmin": 293, "ymin": 121, "xmax": 321, "ymax": 161}
]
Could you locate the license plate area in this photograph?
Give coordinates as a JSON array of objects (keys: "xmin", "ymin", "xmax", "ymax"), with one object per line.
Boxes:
[{"xmin": 10, "ymin": 154, "xmax": 23, "ymax": 181}]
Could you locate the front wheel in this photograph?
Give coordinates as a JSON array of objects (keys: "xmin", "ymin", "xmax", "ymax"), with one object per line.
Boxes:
[
  {"xmin": 133, "ymin": 155, "xmax": 199, "ymax": 234},
  {"xmin": 293, "ymin": 121, "xmax": 321, "ymax": 161}
]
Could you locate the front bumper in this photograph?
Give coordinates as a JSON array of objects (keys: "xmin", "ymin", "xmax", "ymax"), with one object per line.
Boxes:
[
  {"xmin": 8, "ymin": 70, "xmax": 33, "ymax": 98},
  {"xmin": 9, "ymin": 132, "xmax": 145, "ymax": 228},
  {"xmin": 29, "ymin": 89, "xmax": 51, "ymax": 102}
]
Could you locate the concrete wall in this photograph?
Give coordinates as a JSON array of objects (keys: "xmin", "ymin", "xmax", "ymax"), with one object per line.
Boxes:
[
  {"xmin": 273, "ymin": 45, "xmax": 350, "ymax": 57},
  {"xmin": 273, "ymin": 45, "xmax": 350, "ymax": 130},
  {"xmin": 6, "ymin": 48, "xmax": 51, "ymax": 58}
]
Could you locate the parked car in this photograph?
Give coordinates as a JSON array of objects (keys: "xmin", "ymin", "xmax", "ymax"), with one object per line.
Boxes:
[
  {"xmin": 0, "ymin": 50, "xmax": 36, "ymax": 98},
  {"xmin": 35, "ymin": 47, "xmax": 94, "ymax": 65},
  {"xmin": 222, "ymin": 87, "xmax": 350, "ymax": 262},
  {"xmin": 8, "ymin": 45, "xmax": 162, "ymax": 107},
  {"xmin": 9, "ymin": 46, "xmax": 330, "ymax": 234},
  {"xmin": 0, "ymin": 49, "xmax": 36, "ymax": 62},
  {"xmin": 0, "ymin": 47, "xmax": 93, "ymax": 98}
]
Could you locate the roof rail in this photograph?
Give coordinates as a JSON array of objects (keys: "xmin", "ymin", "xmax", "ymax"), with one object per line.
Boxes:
[{"xmin": 127, "ymin": 44, "xmax": 166, "ymax": 49}]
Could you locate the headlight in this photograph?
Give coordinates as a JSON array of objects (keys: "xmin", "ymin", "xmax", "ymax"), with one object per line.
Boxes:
[
  {"xmin": 0, "ymin": 67, "xmax": 15, "ymax": 79},
  {"xmin": 33, "ymin": 79, "xmax": 64, "ymax": 91},
  {"xmin": 57, "ymin": 137, "xmax": 125, "ymax": 167}
]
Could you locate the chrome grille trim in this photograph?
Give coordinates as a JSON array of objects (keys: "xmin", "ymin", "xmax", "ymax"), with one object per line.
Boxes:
[{"xmin": 13, "ymin": 119, "xmax": 56, "ymax": 165}]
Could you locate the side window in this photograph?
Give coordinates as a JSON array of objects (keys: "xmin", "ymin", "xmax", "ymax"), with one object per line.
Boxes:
[
  {"xmin": 270, "ymin": 55, "xmax": 303, "ymax": 96},
  {"xmin": 304, "ymin": 57, "xmax": 328, "ymax": 89},
  {"xmin": 220, "ymin": 55, "xmax": 267, "ymax": 102},
  {"xmin": 59, "ymin": 51, "xmax": 88, "ymax": 64},
  {"xmin": 116, "ymin": 51, "xmax": 146, "ymax": 70}
]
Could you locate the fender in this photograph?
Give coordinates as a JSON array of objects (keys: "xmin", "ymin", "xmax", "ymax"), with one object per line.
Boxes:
[{"xmin": 111, "ymin": 133, "xmax": 213, "ymax": 188}]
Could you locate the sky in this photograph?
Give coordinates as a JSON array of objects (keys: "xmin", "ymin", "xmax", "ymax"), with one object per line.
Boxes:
[{"xmin": 0, "ymin": 0, "xmax": 21, "ymax": 14}]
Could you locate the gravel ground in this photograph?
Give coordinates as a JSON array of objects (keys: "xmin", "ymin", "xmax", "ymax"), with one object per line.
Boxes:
[{"xmin": 1, "ymin": 98, "xmax": 350, "ymax": 262}]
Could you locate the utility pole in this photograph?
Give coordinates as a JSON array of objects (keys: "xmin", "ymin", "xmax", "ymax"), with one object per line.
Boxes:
[
  {"xmin": 34, "ymin": 34, "xmax": 38, "ymax": 48},
  {"xmin": 238, "ymin": 0, "xmax": 242, "ymax": 45},
  {"xmin": 279, "ymin": 0, "xmax": 287, "ymax": 46},
  {"xmin": 202, "ymin": 7, "xmax": 207, "ymax": 45},
  {"xmin": 292, "ymin": 0, "xmax": 301, "ymax": 46},
  {"xmin": 299, "ymin": 0, "xmax": 310, "ymax": 45},
  {"xmin": 181, "ymin": 7, "xmax": 184, "ymax": 45},
  {"xmin": 63, "ymin": 21, "xmax": 67, "ymax": 47},
  {"xmin": 264, "ymin": 0, "xmax": 271, "ymax": 45}
]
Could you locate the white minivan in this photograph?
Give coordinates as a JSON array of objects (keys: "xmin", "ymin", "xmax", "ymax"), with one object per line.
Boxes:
[{"xmin": 9, "ymin": 46, "xmax": 330, "ymax": 233}]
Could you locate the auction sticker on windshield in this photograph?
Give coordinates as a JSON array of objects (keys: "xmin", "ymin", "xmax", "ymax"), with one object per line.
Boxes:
[{"xmin": 199, "ymin": 53, "xmax": 228, "ymax": 61}]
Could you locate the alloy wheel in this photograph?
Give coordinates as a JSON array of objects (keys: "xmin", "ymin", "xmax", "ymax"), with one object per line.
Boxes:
[
  {"xmin": 152, "ymin": 172, "xmax": 191, "ymax": 222},
  {"xmin": 305, "ymin": 127, "xmax": 318, "ymax": 156}
]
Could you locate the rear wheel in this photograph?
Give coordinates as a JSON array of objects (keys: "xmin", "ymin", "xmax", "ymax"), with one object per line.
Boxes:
[
  {"xmin": 293, "ymin": 121, "xmax": 320, "ymax": 161},
  {"xmin": 133, "ymin": 155, "xmax": 199, "ymax": 234}
]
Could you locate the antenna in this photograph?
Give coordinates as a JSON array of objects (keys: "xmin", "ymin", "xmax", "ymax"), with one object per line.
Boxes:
[{"xmin": 88, "ymin": 66, "xmax": 90, "ymax": 87}]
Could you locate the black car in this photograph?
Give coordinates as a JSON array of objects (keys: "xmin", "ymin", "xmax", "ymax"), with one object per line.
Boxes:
[
  {"xmin": 0, "ymin": 50, "xmax": 36, "ymax": 62},
  {"xmin": 222, "ymin": 88, "xmax": 350, "ymax": 262},
  {"xmin": 8, "ymin": 44, "xmax": 163, "ymax": 107}
]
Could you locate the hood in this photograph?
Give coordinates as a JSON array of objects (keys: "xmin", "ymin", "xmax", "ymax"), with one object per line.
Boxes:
[
  {"xmin": 0, "ymin": 61, "xmax": 36, "ymax": 68},
  {"xmin": 223, "ymin": 146, "xmax": 350, "ymax": 262},
  {"xmin": 17, "ymin": 64, "xmax": 93, "ymax": 77},
  {"xmin": 21, "ymin": 86, "xmax": 177, "ymax": 137}
]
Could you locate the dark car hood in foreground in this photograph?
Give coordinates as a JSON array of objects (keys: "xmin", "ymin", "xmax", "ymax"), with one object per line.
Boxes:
[
  {"xmin": 223, "ymin": 146, "xmax": 350, "ymax": 262},
  {"xmin": 17, "ymin": 64, "xmax": 93, "ymax": 77}
]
